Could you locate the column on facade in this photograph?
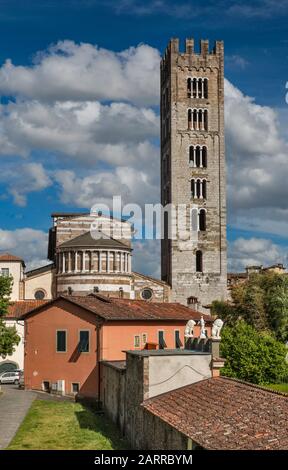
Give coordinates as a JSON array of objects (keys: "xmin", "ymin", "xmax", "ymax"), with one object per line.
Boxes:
[
  {"xmin": 82, "ymin": 251, "xmax": 86, "ymax": 272},
  {"xmin": 128, "ymin": 254, "xmax": 132, "ymax": 273},
  {"xmin": 107, "ymin": 251, "xmax": 110, "ymax": 273},
  {"xmin": 62, "ymin": 252, "xmax": 65, "ymax": 273},
  {"xmin": 193, "ymin": 146, "xmax": 196, "ymax": 167},
  {"xmin": 196, "ymin": 79, "xmax": 199, "ymax": 99},
  {"xmin": 195, "ymin": 109, "xmax": 198, "ymax": 130},
  {"xmin": 201, "ymin": 79, "xmax": 204, "ymax": 98},
  {"xmin": 112, "ymin": 251, "xmax": 116, "ymax": 272},
  {"xmin": 121, "ymin": 252, "xmax": 124, "ymax": 273},
  {"xmin": 99, "ymin": 251, "xmax": 102, "ymax": 273},
  {"xmin": 117, "ymin": 252, "xmax": 121, "ymax": 272},
  {"xmin": 194, "ymin": 180, "xmax": 197, "ymax": 198},
  {"xmin": 200, "ymin": 180, "xmax": 203, "ymax": 199},
  {"xmin": 57, "ymin": 253, "xmax": 60, "ymax": 274},
  {"xmin": 200, "ymin": 146, "xmax": 203, "ymax": 168}
]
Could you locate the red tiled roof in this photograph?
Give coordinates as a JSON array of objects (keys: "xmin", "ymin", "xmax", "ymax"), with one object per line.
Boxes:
[
  {"xmin": 142, "ymin": 377, "xmax": 288, "ymax": 450},
  {"xmin": 0, "ymin": 252, "xmax": 25, "ymax": 264},
  {"xmin": 19, "ymin": 294, "xmax": 211, "ymax": 322},
  {"xmin": 6, "ymin": 300, "xmax": 49, "ymax": 319}
]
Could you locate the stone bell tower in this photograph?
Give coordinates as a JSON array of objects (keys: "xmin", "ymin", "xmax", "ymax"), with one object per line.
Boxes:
[{"xmin": 160, "ymin": 38, "xmax": 227, "ymax": 310}]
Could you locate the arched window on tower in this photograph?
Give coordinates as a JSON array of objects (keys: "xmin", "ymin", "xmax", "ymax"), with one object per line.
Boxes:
[
  {"xmin": 204, "ymin": 109, "xmax": 208, "ymax": 130},
  {"xmin": 202, "ymin": 179, "xmax": 207, "ymax": 199},
  {"xmin": 189, "ymin": 146, "xmax": 194, "ymax": 166},
  {"xmin": 187, "ymin": 78, "xmax": 192, "ymax": 98},
  {"xmin": 195, "ymin": 146, "xmax": 201, "ymax": 167},
  {"xmin": 196, "ymin": 179, "xmax": 201, "ymax": 198},
  {"xmin": 188, "ymin": 109, "xmax": 192, "ymax": 129},
  {"xmin": 196, "ymin": 250, "xmax": 203, "ymax": 273},
  {"xmin": 192, "ymin": 78, "xmax": 197, "ymax": 98},
  {"xmin": 202, "ymin": 146, "xmax": 207, "ymax": 168},
  {"xmin": 199, "ymin": 209, "xmax": 206, "ymax": 231},
  {"xmin": 191, "ymin": 179, "xmax": 195, "ymax": 198},
  {"xmin": 204, "ymin": 78, "xmax": 208, "ymax": 99}
]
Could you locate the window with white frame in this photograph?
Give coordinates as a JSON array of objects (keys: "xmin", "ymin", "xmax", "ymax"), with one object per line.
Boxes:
[
  {"xmin": 187, "ymin": 77, "xmax": 208, "ymax": 99},
  {"xmin": 188, "ymin": 108, "xmax": 208, "ymax": 131},
  {"xmin": 79, "ymin": 330, "xmax": 90, "ymax": 353},
  {"xmin": 189, "ymin": 145, "xmax": 207, "ymax": 168},
  {"xmin": 191, "ymin": 179, "xmax": 207, "ymax": 199},
  {"xmin": 190, "ymin": 208, "xmax": 207, "ymax": 232},
  {"xmin": 134, "ymin": 335, "xmax": 140, "ymax": 348},
  {"xmin": 1, "ymin": 268, "xmax": 9, "ymax": 277}
]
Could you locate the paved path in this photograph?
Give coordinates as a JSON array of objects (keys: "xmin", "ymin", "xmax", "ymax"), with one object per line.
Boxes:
[{"xmin": 0, "ymin": 385, "xmax": 35, "ymax": 449}]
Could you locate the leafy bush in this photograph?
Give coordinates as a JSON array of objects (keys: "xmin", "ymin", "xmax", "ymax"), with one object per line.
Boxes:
[{"xmin": 220, "ymin": 320, "xmax": 288, "ymax": 385}]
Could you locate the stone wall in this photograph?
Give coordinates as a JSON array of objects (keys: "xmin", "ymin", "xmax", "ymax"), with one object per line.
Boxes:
[
  {"xmin": 141, "ymin": 410, "xmax": 187, "ymax": 450},
  {"xmin": 101, "ymin": 362, "xmax": 126, "ymax": 433},
  {"xmin": 133, "ymin": 271, "xmax": 171, "ymax": 302},
  {"xmin": 54, "ymin": 214, "xmax": 132, "ymax": 248}
]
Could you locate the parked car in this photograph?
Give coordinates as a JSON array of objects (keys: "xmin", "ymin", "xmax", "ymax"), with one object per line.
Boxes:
[
  {"xmin": 0, "ymin": 371, "xmax": 21, "ymax": 385},
  {"xmin": 18, "ymin": 371, "xmax": 24, "ymax": 389}
]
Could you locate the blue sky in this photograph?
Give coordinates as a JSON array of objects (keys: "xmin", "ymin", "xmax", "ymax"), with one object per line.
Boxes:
[{"xmin": 0, "ymin": 0, "xmax": 288, "ymax": 274}]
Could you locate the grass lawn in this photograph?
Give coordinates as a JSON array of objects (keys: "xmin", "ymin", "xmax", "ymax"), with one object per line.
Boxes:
[
  {"xmin": 264, "ymin": 383, "xmax": 288, "ymax": 393},
  {"xmin": 7, "ymin": 399, "xmax": 129, "ymax": 450}
]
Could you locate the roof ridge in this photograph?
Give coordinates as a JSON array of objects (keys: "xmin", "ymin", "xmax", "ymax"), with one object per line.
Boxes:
[{"xmin": 220, "ymin": 376, "xmax": 288, "ymax": 397}]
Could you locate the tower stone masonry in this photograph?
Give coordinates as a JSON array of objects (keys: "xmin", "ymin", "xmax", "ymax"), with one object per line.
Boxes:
[{"xmin": 161, "ymin": 38, "xmax": 227, "ymax": 310}]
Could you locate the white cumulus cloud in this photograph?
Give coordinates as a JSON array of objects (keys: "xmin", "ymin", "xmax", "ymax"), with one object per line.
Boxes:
[{"xmin": 0, "ymin": 41, "xmax": 160, "ymax": 106}]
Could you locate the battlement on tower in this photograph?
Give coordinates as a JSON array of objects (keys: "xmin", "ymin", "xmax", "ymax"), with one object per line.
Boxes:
[{"xmin": 161, "ymin": 38, "xmax": 224, "ymax": 75}]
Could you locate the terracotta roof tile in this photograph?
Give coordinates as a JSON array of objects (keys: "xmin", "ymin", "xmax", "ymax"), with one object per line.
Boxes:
[
  {"xmin": 0, "ymin": 252, "xmax": 25, "ymax": 264},
  {"xmin": 142, "ymin": 377, "xmax": 288, "ymax": 450},
  {"xmin": 19, "ymin": 294, "xmax": 211, "ymax": 322},
  {"xmin": 65, "ymin": 295, "xmax": 210, "ymax": 321},
  {"xmin": 6, "ymin": 300, "xmax": 49, "ymax": 319}
]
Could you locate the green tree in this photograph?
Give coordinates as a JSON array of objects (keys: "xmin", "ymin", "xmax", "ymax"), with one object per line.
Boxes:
[
  {"xmin": 264, "ymin": 276, "xmax": 288, "ymax": 342},
  {"xmin": 212, "ymin": 271, "xmax": 288, "ymax": 340},
  {"xmin": 220, "ymin": 321, "xmax": 288, "ymax": 384},
  {"xmin": 0, "ymin": 276, "xmax": 20, "ymax": 359}
]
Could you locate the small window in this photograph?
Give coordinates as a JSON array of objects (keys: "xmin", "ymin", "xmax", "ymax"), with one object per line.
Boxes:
[
  {"xmin": 134, "ymin": 335, "xmax": 140, "ymax": 348},
  {"xmin": 196, "ymin": 250, "xmax": 203, "ymax": 273},
  {"xmin": 142, "ymin": 333, "xmax": 148, "ymax": 345},
  {"xmin": 158, "ymin": 331, "xmax": 166, "ymax": 350},
  {"xmin": 71, "ymin": 383, "xmax": 79, "ymax": 394},
  {"xmin": 79, "ymin": 331, "xmax": 90, "ymax": 353},
  {"xmin": 1, "ymin": 268, "xmax": 9, "ymax": 277},
  {"xmin": 175, "ymin": 330, "xmax": 182, "ymax": 349},
  {"xmin": 199, "ymin": 209, "xmax": 206, "ymax": 231},
  {"xmin": 34, "ymin": 289, "xmax": 45, "ymax": 300},
  {"xmin": 141, "ymin": 288, "xmax": 153, "ymax": 300},
  {"xmin": 56, "ymin": 331, "xmax": 67, "ymax": 352}
]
